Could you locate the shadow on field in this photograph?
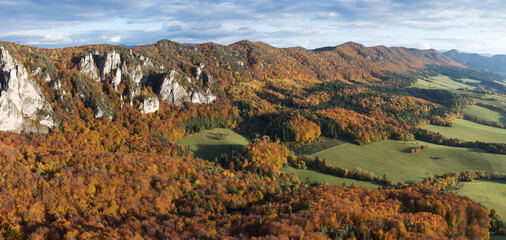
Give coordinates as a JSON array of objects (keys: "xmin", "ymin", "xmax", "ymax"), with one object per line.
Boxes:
[
  {"xmin": 193, "ymin": 143, "xmax": 246, "ymax": 162},
  {"xmin": 400, "ymin": 147, "xmax": 414, "ymax": 153},
  {"xmin": 499, "ymin": 115, "xmax": 506, "ymax": 125},
  {"xmin": 466, "ymin": 147, "xmax": 490, "ymax": 153}
]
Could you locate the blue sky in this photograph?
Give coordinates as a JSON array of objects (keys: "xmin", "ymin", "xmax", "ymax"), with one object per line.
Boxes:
[{"xmin": 1, "ymin": 0, "xmax": 506, "ymax": 54}]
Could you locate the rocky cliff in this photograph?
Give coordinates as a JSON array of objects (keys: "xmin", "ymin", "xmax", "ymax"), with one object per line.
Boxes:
[
  {"xmin": 76, "ymin": 48, "xmax": 216, "ymax": 116},
  {"xmin": 0, "ymin": 47, "xmax": 54, "ymax": 133},
  {"xmin": 0, "ymin": 39, "xmax": 470, "ymax": 133}
]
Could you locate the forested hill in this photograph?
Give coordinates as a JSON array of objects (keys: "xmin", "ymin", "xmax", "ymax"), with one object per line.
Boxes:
[
  {"xmin": 0, "ymin": 39, "xmax": 502, "ymax": 239},
  {"xmin": 0, "ymin": 39, "xmax": 467, "ymax": 133},
  {"xmin": 134, "ymin": 39, "xmax": 461, "ymax": 86},
  {"xmin": 1, "ymin": 38, "xmax": 504, "ymax": 144},
  {"xmin": 443, "ymin": 49, "xmax": 506, "ymax": 76}
]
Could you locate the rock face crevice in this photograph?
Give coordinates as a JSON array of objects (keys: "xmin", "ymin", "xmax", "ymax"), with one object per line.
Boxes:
[
  {"xmin": 79, "ymin": 53, "xmax": 100, "ymax": 82},
  {"xmin": 139, "ymin": 96, "xmax": 160, "ymax": 114},
  {"xmin": 77, "ymin": 50, "xmax": 217, "ymax": 115},
  {"xmin": 0, "ymin": 47, "xmax": 54, "ymax": 133},
  {"xmin": 158, "ymin": 70, "xmax": 216, "ymax": 105}
]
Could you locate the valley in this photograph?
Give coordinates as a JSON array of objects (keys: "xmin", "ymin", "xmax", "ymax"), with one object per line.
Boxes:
[
  {"xmin": 3, "ymin": 0, "xmax": 506, "ymax": 238},
  {"xmin": 0, "ymin": 39, "xmax": 504, "ymax": 239}
]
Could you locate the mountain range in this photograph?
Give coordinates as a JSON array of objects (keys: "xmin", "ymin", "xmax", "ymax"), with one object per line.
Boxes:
[
  {"xmin": 443, "ymin": 49, "xmax": 506, "ymax": 75},
  {"xmin": 0, "ymin": 39, "xmax": 503, "ymax": 239},
  {"xmin": 0, "ymin": 39, "xmax": 478, "ymax": 133}
]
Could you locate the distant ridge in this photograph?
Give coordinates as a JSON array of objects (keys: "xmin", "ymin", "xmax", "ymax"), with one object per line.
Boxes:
[{"xmin": 443, "ymin": 49, "xmax": 506, "ymax": 76}]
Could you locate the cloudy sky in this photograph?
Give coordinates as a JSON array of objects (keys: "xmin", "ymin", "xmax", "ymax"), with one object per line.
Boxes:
[{"xmin": 1, "ymin": 0, "xmax": 505, "ymax": 54}]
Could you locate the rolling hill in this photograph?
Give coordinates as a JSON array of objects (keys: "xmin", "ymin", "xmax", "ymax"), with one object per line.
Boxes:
[
  {"xmin": 443, "ymin": 49, "xmax": 506, "ymax": 75},
  {"xmin": 0, "ymin": 39, "xmax": 503, "ymax": 239}
]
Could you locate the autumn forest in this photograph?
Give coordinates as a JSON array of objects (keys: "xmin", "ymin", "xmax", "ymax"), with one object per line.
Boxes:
[{"xmin": 0, "ymin": 39, "xmax": 505, "ymax": 239}]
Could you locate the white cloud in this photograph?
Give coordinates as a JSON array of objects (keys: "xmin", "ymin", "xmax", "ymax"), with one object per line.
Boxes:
[
  {"xmin": 43, "ymin": 34, "xmax": 71, "ymax": 42},
  {"xmin": 110, "ymin": 36, "xmax": 121, "ymax": 43},
  {"xmin": 420, "ymin": 42, "xmax": 431, "ymax": 49},
  {"xmin": 2, "ymin": 0, "xmax": 506, "ymax": 53}
]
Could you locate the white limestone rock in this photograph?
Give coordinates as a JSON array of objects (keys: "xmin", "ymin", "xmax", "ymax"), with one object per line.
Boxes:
[
  {"xmin": 129, "ymin": 86, "xmax": 141, "ymax": 103},
  {"xmin": 53, "ymin": 79, "xmax": 62, "ymax": 91},
  {"xmin": 112, "ymin": 68, "xmax": 122, "ymax": 90},
  {"xmin": 121, "ymin": 63, "xmax": 143, "ymax": 99},
  {"xmin": 158, "ymin": 70, "xmax": 217, "ymax": 105},
  {"xmin": 138, "ymin": 55, "xmax": 154, "ymax": 68},
  {"xmin": 159, "ymin": 70, "xmax": 189, "ymax": 105},
  {"xmin": 191, "ymin": 89, "xmax": 216, "ymax": 104},
  {"xmin": 94, "ymin": 106, "xmax": 106, "ymax": 119},
  {"xmin": 79, "ymin": 53, "xmax": 100, "ymax": 82},
  {"xmin": 32, "ymin": 67, "xmax": 42, "ymax": 76},
  {"xmin": 0, "ymin": 47, "xmax": 54, "ymax": 133},
  {"xmin": 119, "ymin": 95, "xmax": 124, "ymax": 109},
  {"xmin": 139, "ymin": 96, "xmax": 159, "ymax": 114},
  {"xmin": 130, "ymin": 65, "xmax": 143, "ymax": 85},
  {"xmin": 194, "ymin": 63, "xmax": 205, "ymax": 81},
  {"xmin": 97, "ymin": 50, "xmax": 125, "ymax": 91},
  {"xmin": 101, "ymin": 50, "xmax": 122, "ymax": 77},
  {"xmin": 143, "ymin": 58, "xmax": 153, "ymax": 68}
]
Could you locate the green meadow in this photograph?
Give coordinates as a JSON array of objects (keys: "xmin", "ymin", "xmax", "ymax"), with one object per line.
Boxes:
[
  {"xmin": 457, "ymin": 180, "xmax": 506, "ymax": 218},
  {"xmin": 461, "ymin": 105, "xmax": 506, "ymax": 125},
  {"xmin": 414, "ymin": 75, "xmax": 475, "ymax": 90},
  {"xmin": 288, "ymin": 137, "xmax": 346, "ymax": 155},
  {"xmin": 176, "ymin": 128, "xmax": 249, "ymax": 161},
  {"xmin": 311, "ymin": 140, "xmax": 506, "ymax": 183},
  {"xmin": 477, "ymin": 98, "xmax": 506, "ymax": 109},
  {"xmin": 282, "ymin": 166, "xmax": 379, "ymax": 188},
  {"xmin": 457, "ymin": 179, "xmax": 506, "ymax": 238},
  {"xmin": 423, "ymin": 119, "xmax": 506, "ymax": 143}
]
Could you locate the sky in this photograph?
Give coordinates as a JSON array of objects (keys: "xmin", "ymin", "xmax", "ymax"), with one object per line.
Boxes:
[{"xmin": 1, "ymin": 0, "xmax": 506, "ymax": 54}]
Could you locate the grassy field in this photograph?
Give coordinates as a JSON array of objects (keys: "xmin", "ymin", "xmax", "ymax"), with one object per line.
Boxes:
[
  {"xmin": 492, "ymin": 235, "xmax": 506, "ymax": 240},
  {"xmin": 486, "ymin": 94, "xmax": 506, "ymax": 103},
  {"xmin": 414, "ymin": 75, "xmax": 475, "ymax": 90},
  {"xmin": 462, "ymin": 105, "xmax": 506, "ymax": 125},
  {"xmin": 423, "ymin": 119, "xmax": 506, "ymax": 143},
  {"xmin": 312, "ymin": 140, "xmax": 506, "ymax": 183},
  {"xmin": 282, "ymin": 166, "xmax": 379, "ymax": 188},
  {"xmin": 477, "ymin": 98, "xmax": 506, "ymax": 109},
  {"xmin": 288, "ymin": 137, "xmax": 346, "ymax": 155},
  {"xmin": 176, "ymin": 128, "xmax": 249, "ymax": 161},
  {"xmin": 457, "ymin": 180, "xmax": 506, "ymax": 224},
  {"xmin": 460, "ymin": 78, "xmax": 481, "ymax": 84},
  {"xmin": 456, "ymin": 173, "xmax": 506, "ymax": 239}
]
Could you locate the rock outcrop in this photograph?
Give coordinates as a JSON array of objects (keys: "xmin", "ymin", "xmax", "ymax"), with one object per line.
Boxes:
[
  {"xmin": 190, "ymin": 89, "xmax": 216, "ymax": 104},
  {"xmin": 101, "ymin": 51, "xmax": 123, "ymax": 91},
  {"xmin": 158, "ymin": 70, "xmax": 216, "ymax": 105},
  {"xmin": 0, "ymin": 47, "xmax": 54, "ymax": 133},
  {"xmin": 113, "ymin": 68, "xmax": 122, "ymax": 89},
  {"xmin": 139, "ymin": 96, "xmax": 159, "ymax": 114},
  {"xmin": 159, "ymin": 70, "xmax": 188, "ymax": 104},
  {"xmin": 79, "ymin": 53, "xmax": 100, "ymax": 82},
  {"xmin": 193, "ymin": 63, "xmax": 205, "ymax": 81},
  {"xmin": 123, "ymin": 64, "xmax": 143, "ymax": 99},
  {"xmin": 94, "ymin": 106, "xmax": 107, "ymax": 119},
  {"xmin": 76, "ymin": 50, "xmax": 216, "ymax": 114},
  {"xmin": 101, "ymin": 50, "xmax": 122, "ymax": 77},
  {"xmin": 129, "ymin": 64, "xmax": 144, "ymax": 85}
]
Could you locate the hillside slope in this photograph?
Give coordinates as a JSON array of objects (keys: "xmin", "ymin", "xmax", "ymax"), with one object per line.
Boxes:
[
  {"xmin": 443, "ymin": 49, "xmax": 506, "ymax": 76},
  {"xmin": 0, "ymin": 39, "xmax": 501, "ymax": 238},
  {"xmin": 0, "ymin": 40, "xmax": 465, "ymax": 135}
]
